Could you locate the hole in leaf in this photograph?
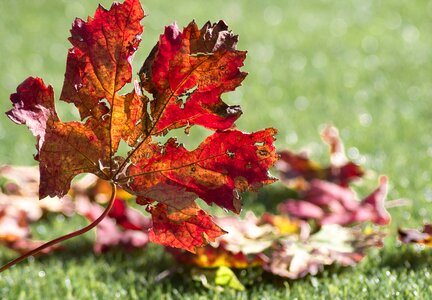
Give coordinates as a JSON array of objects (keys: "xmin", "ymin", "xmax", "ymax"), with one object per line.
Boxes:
[
  {"xmin": 117, "ymin": 139, "xmax": 130, "ymax": 157},
  {"xmin": 152, "ymin": 126, "xmax": 214, "ymax": 151},
  {"xmin": 55, "ymin": 101, "xmax": 81, "ymax": 122},
  {"xmin": 257, "ymin": 149, "xmax": 269, "ymax": 157},
  {"xmin": 226, "ymin": 150, "xmax": 235, "ymax": 158},
  {"xmin": 99, "ymin": 98, "xmax": 111, "ymax": 110},
  {"xmin": 176, "ymin": 85, "xmax": 198, "ymax": 109},
  {"xmin": 146, "ymin": 101, "xmax": 153, "ymax": 121},
  {"xmin": 190, "ymin": 52, "xmax": 213, "ymax": 57}
]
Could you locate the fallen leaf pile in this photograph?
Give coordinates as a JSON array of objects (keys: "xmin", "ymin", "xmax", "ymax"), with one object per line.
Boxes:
[
  {"xmin": 170, "ymin": 212, "xmax": 384, "ymax": 281},
  {"xmin": 277, "ymin": 126, "xmax": 390, "ymax": 226},
  {"xmin": 0, "ymin": 126, "xmax": 414, "ymax": 291},
  {"xmin": 0, "ymin": 167, "xmax": 152, "ymax": 254},
  {"xmin": 0, "ymin": 165, "xmax": 73, "ymax": 254},
  {"xmin": 165, "ymin": 126, "xmax": 392, "ymax": 290}
]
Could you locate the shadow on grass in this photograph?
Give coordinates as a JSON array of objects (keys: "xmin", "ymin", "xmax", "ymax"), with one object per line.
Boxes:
[
  {"xmin": 146, "ymin": 257, "xmax": 355, "ymax": 297},
  {"xmin": 0, "ymin": 237, "xmax": 379, "ymax": 298},
  {"xmin": 0, "ymin": 240, "xmax": 173, "ymax": 276},
  {"xmin": 378, "ymin": 245, "xmax": 432, "ymax": 270}
]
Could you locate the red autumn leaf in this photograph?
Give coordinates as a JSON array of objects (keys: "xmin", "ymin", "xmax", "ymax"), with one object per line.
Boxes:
[
  {"xmin": 148, "ymin": 203, "xmax": 225, "ymax": 252},
  {"xmin": 139, "ymin": 20, "xmax": 245, "ymax": 134},
  {"xmin": 276, "ymin": 125, "xmax": 363, "ymax": 190},
  {"xmin": 6, "ymin": 0, "xmax": 277, "ymax": 252},
  {"xmin": 108, "ymin": 198, "xmax": 150, "ymax": 231},
  {"xmin": 129, "ymin": 129, "xmax": 277, "ymax": 212}
]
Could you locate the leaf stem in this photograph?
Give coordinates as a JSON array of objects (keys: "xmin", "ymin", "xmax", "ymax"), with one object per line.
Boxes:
[
  {"xmin": 0, "ymin": 182, "xmax": 117, "ymax": 273},
  {"xmin": 384, "ymin": 198, "xmax": 411, "ymax": 209}
]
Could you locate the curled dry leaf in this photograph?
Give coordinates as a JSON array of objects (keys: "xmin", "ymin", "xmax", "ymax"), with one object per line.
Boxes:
[
  {"xmin": 5, "ymin": 0, "xmax": 277, "ymax": 251},
  {"xmin": 398, "ymin": 224, "xmax": 432, "ymax": 247},
  {"xmin": 276, "ymin": 125, "xmax": 363, "ymax": 191}
]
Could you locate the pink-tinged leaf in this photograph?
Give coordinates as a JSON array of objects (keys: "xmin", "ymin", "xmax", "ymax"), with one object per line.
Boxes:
[
  {"xmin": 148, "ymin": 203, "xmax": 225, "ymax": 253},
  {"xmin": 6, "ymin": 78, "xmax": 58, "ymax": 148},
  {"xmin": 0, "ymin": 208, "xmax": 29, "ymax": 242},
  {"xmin": 213, "ymin": 212, "xmax": 276, "ymax": 255},
  {"xmin": 276, "ymin": 150, "xmax": 364, "ymax": 190},
  {"xmin": 76, "ymin": 197, "xmax": 150, "ymax": 253},
  {"xmin": 278, "ymin": 200, "xmax": 324, "ymax": 220},
  {"xmin": 279, "ymin": 177, "xmax": 391, "ymax": 226},
  {"xmin": 355, "ymin": 176, "xmax": 390, "ymax": 225},
  {"xmin": 0, "ymin": 166, "xmax": 74, "ymax": 220},
  {"xmin": 0, "ymin": 166, "xmax": 69, "ymax": 255}
]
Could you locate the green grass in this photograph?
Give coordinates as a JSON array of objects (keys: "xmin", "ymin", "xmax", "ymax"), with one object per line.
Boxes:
[{"xmin": 1, "ymin": 0, "xmax": 432, "ymax": 298}]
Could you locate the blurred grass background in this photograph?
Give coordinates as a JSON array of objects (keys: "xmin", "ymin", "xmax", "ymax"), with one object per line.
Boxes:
[{"xmin": 0, "ymin": 0, "xmax": 431, "ymax": 298}]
